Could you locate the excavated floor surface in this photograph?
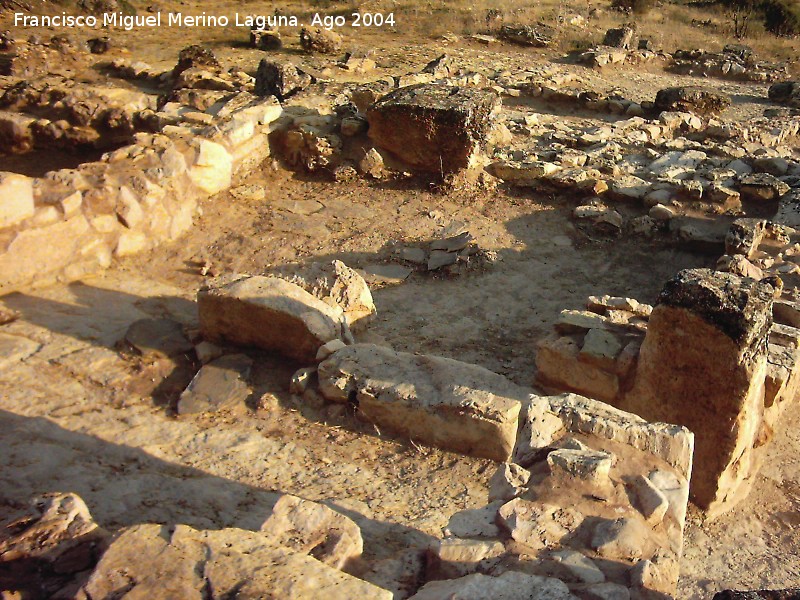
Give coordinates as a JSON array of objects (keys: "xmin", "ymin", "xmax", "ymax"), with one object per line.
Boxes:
[{"xmin": 2, "ymin": 1, "xmax": 800, "ymax": 597}]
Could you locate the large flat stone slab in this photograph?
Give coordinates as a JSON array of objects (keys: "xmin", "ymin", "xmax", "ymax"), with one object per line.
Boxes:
[
  {"xmin": 317, "ymin": 344, "xmax": 523, "ymax": 461},
  {"xmin": 80, "ymin": 523, "xmax": 392, "ymax": 599}
]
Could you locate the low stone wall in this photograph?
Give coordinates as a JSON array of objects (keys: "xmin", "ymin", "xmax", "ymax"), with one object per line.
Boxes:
[
  {"xmin": 538, "ymin": 260, "xmax": 800, "ymax": 519},
  {"xmin": 0, "ymin": 94, "xmax": 282, "ymax": 294}
]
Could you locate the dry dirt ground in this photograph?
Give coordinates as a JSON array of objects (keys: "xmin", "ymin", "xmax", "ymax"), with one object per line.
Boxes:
[{"xmin": 1, "ymin": 1, "xmax": 800, "ymax": 597}]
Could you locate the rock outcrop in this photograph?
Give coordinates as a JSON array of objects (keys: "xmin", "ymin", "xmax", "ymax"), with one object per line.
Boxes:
[{"xmin": 80, "ymin": 523, "xmax": 391, "ymax": 599}]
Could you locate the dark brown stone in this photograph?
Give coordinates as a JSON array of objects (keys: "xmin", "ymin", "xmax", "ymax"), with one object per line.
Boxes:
[
  {"xmin": 255, "ymin": 59, "xmax": 312, "ymax": 101},
  {"xmin": 657, "ymin": 268, "xmax": 774, "ymax": 351},
  {"xmin": 366, "ymin": 82, "xmax": 500, "ymax": 173},
  {"xmin": 654, "ymin": 86, "xmax": 731, "ymax": 115},
  {"xmin": 173, "ymin": 45, "xmax": 221, "ymax": 77}
]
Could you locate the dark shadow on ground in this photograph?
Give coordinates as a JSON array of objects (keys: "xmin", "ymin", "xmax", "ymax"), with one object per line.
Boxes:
[{"xmin": 0, "ymin": 408, "xmax": 435, "ymax": 560}]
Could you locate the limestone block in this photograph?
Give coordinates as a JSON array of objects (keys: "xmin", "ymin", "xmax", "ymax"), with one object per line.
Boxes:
[
  {"xmin": 188, "ymin": 139, "xmax": 232, "ymax": 194},
  {"xmin": 317, "ymin": 344, "xmax": 522, "ymax": 461},
  {"xmin": 0, "ymin": 172, "xmax": 34, "ymax": 228},
  {"xmin": 198, "ymin": 275, "xmax": 345, "ymax": 362},
  {"xmin": 513, "ymin": 395, "xmax": 566, "ymax": 466},
  {"xmin": 0, "ymin": 214, "xmax": 90, "ymax": 291},
  {"xmin": 409, "ymin": 571, "xmax": 574, "ymax": 600},
  {"xmin": 427, "ymin": 538, "xmax": 505, "ymax": 580},
  {"xmin": 547, "ymin": 448, "xmax": 613, "ymax": 485},
  {"xmin": 115, "ymin": 230, "xmax": 149, "ymax": 256},
  {"xmin": 260, "ymin": 494, "xmax": 363, "ymax": 570},
  {"xmin": 496, "ymin": 499, "xmax": 584, "ymax": 552},
  {"xmin": 536, "ymin": 335, "xmax": 620, "ymax": 404},
  {"xmin": 579, "ymin": 328, "xmax": 624, "ymax": 370},
  {"xmin": 623, "ymin": 269, "xmax": 773, "ymax": 516},
  {"xmin": 488, "ymin": 160, "xmax": 561, "ymax": 186},
  {"xmin": 367, "ymin": 82, "xmax": 500, "ymax": 172},
  {"xmin": 632, "ymin": 474, "xmax": 669, "ymax": 525}
]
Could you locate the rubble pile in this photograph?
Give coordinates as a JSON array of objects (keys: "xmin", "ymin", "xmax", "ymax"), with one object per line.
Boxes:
[{"xmin": 669, "ymin": 46, "xmax": 789, "ymax": 83}]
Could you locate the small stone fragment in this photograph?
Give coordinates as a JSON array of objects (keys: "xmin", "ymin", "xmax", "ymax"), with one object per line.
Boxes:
[
  {"xmin": 488, "ymin": 462, "xmax": 531, "ymax": 502},
  {"xmin": 177, "ymin": 354, "xmax": 253, "ymax": 414},
  {"xmin": 591, "ymin": 517, "xmax": 653, "ymax": 560}
]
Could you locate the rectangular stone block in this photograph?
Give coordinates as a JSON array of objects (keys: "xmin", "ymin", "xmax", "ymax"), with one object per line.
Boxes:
[
  {"xmin": 366, "ymin": 82, "xmax": 500, "ymax": 172},
  {"xmin": 536, "ymin": 335, "xmax": 619, "ymax": 404},
  {"xmin": 317, "ymin": 344, "xmax": 522, "ymax": 461},
  {"xmin": 0, "ymin": 172, "xmax": 34, "ymax": 229},
  {"xmin": 622, "ymin": 269, "xmax": 774, "ymax": 518}
]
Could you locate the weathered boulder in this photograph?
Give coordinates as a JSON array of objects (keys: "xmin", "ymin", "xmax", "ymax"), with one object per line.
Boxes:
[
  {"xmin": 255, "ymin": 59, "xmax": 312, "ymax": 101},
  {"xmin": 496, "ymin": 499, "xmax": 584, "ymax": 552},
  {"xmin": 80, "ymin": 523, "xmax": 392, "ymax": 599},
  {"xmin": 260, "ymin": 494, "xmax": 363, "ymax": 570},
  {"xmin": 739, "ymin": 173, "xmax": 790, "ymax": 201},
  {"xmin": 317, "ymin": 344, "xmax": 523, "ymax": 461},
  {"xmin": 623, "ymin": 269, "xmax": 774, "ymax": 517},
  {"xmin": 251, "ymin": 29, "xmax": 282, "ymax": 50},
  {"xmin": 366, "ymin": 82, "xmax": 500, "ymax": 172},
  {"xmin": 654, "ymin": 86, "xmax": 731, "ymax": 116},
  {"xmin": 498, "ymin": 23, "xmax": 556, "ymax": 47},
  {"xmin": 300, "ymin": 27, "xmax": 343, "ymax": 54},
  {"xmin": 488, "ymin": 462, "xmax": 531, "ymax": 502},
  {"xmin": 768, "ymin": 81, "xmax": 800, "ymax": 108},
  {"xmin": 198, "ymin": 275, "xmax": 346, "ymax": 363},
  {"xmin": 725, "ymin": 218, "xmax": 767, "ymax": 258}
]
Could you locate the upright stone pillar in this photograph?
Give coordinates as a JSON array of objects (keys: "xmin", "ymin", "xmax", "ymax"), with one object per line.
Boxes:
[{"xmin": 623, "ymin": 269, "xmax": 774, "ymax": 518}]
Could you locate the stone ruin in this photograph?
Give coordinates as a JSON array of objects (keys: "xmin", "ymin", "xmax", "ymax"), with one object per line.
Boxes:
[{"xmin": 1, "ymin": 19, "xmax": 800, "ymax": 600}]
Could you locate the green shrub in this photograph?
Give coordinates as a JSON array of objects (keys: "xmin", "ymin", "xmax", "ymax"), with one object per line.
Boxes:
[
  {"xmin": 762, "ymin": 0, "xmax": 800, "ymax": 35},
  {"xmin": 720, "ymin": 0, "xmax": 800, "ymax": 36}
]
